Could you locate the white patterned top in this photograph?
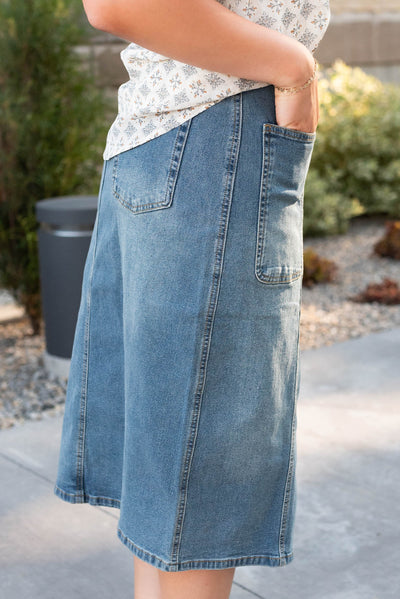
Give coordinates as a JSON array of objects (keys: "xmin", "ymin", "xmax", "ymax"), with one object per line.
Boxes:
[{"xmin": 103, "ymin": 0, "xmax": 331, "ymax": 160}]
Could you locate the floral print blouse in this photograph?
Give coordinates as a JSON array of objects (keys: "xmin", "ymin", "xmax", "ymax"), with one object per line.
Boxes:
[{"xmin": 103, "ymin": 0, "xmax": 330, "ymax": 160}]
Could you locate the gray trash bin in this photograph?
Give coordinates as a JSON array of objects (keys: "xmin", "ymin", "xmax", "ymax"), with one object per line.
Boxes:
[{"xmin": 35, "ymin": 196, "xmax": 98, "ymax": 378}]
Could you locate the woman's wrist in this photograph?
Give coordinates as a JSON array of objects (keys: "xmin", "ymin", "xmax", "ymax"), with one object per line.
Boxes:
[
  {"xmin": 275, "ymin": 58, "xmax": 318, "ymax": 96},
  {"xmin": 271, "ymin": 40, "xmax": 316, "ymax": 90}
]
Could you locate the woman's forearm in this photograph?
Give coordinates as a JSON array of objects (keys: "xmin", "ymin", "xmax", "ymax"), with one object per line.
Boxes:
[{"xmin": 82, "ymin": 0, "xmax": 314, "ymax": 88}]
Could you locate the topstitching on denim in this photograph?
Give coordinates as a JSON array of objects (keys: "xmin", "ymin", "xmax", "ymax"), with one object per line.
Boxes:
[
  {"xmin": 255, "ymin": 123, "xmax": 315, "ymax": 285},
  {"xmin": 54, "ymin": 484, "xmax": 121, "ymax": 508},
  {"xmin": 112, "ymin": 120, "xmax": 192, "ymax": 214},
  {"xmin": 169, "ymin": 92, "xmax": 243, "ymax": 566},
  {"xmin": 75, "ymin": 161, "xmax": 108, "ymax": 496},
  {"xmin": 118, "ymin": 528, "xmax": 293, "ymax": 572},
  {"xmin": 278, "ymin": 301, "xmax": 301, "ymax": 557}
]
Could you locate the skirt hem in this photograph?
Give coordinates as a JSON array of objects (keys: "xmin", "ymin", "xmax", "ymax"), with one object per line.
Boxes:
[
  {"xmin": 53, "ymin": 484, "xmax": 121, "ymax": 509},
  {"xmin": 117, "ymin": 527, "xmax": 294, "ymax": 572},
  {"xmin": 53, "ymin": 484, "xmax": 294, "ymax": 571}
]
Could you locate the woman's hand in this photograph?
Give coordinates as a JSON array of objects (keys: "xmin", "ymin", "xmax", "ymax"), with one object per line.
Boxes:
[{"xmin": 274, "ymin": 76, "xmax": 319, "ymax": 134}]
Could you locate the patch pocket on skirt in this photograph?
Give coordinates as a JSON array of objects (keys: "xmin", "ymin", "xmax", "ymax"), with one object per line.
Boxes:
[
  {"xmin": 255, "ymin": 123, "xmax": 316, "ymax": 285},
  {"xmin": 112, "ymin": 120, "xmax": 191, "ymax": 214}
]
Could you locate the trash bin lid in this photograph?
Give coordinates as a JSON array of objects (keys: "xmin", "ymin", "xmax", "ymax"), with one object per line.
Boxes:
[{"xmin": 35, "ymin": 196, "xmax": 98, "ymax": 226}]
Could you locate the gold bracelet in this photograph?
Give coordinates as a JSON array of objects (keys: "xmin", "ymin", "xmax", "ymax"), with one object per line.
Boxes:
[{"xmin": 275, "ymin": 59, "xmax": 318, "ymax": 96}]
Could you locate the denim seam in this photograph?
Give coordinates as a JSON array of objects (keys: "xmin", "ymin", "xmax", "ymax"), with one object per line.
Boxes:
[
  {"xmin": 54, "ymin": 484, "xmax": 121, "ymax": 507},
  {"xmin": 170, "ymin": 93, "xmax": 242, "ymax": 566},
  {"xmin": 112, "ymin": 121, "xmax": 191, "ymax": 214},
  {"xmin": 75, "ymin": 162, "xmax": 107, "ymax": 496},
  {"xmin": 54, "ymin": 487, "xmax": 293, "ymax": 568},
  {"xmin": 263, "ymin": 122, "xmax": 316, "ymax": 143},
  {"xmin": 255, "ymin": 125, "xmax": 272, "ymax": 283},
  {"xmin": 278, "ymin": 302, "xmax": 301, "ymax": 557},
  {"xmin": 255, "ymin": 127, "xmax": 303, "ymax": 285},
  {"xmin": 118, "ymin": 527, "xmax": 292, "ymax": 572}
]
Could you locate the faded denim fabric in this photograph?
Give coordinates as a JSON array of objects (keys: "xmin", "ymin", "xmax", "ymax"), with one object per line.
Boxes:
[{"xmin": 54, "ymin": 84, "xmax": 315, "ymax": 572}]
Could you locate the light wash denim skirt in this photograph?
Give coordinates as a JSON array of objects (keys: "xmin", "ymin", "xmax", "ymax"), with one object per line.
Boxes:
[{"xmin": 54, "ymin": 84, "xmax": 315, "ymax": 572}]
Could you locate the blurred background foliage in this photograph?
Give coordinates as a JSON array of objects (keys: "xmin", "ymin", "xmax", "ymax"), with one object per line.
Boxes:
[
  {"xmin": 0, "ymin": 0, "xmax": 109, "ymax": 333},
  {"xmin": 304, "ymin": 59, "xmax": 400, "ymax": 236}
]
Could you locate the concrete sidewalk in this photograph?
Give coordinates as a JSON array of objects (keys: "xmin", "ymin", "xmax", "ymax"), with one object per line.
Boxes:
[{"xmin": 1, "ymin": 327, "xmax": 399, "ymax": 599}]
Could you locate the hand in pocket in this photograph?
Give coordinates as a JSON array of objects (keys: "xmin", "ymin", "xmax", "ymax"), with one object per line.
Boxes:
[{"xmin": 274, "ymin": 77, "xmax": 319, "ymax": 135}]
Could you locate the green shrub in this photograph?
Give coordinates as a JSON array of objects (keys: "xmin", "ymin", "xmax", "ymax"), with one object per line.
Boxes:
[
  {"xmin": 303, "ymin": 169, "xmax": 362, "ymax": 237},
  {"xmin": 0, "ymin": 0, "xmax": 109, "ymax": 333},
  {"xmin": 305, "ymin": 59, "xmax": 400, "ymax": 236}
]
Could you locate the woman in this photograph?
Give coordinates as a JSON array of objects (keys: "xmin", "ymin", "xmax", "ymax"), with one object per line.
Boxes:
[{"xmin": 54, "ymin": 1, "xmax": 330, "ymax": 598}]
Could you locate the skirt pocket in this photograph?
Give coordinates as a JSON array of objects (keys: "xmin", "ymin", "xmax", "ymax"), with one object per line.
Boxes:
[
  {"xmin": 255, "ymin": 123, "xmax": 315, "ymax": 285},
  {"xmin": 112, "ymin": 120, "xmax": 191, "ymax": 215}
]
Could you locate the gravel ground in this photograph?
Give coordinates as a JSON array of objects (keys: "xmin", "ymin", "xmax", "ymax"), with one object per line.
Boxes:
[
  {"xmin": 1, "ymin": 217, "xmax": 400, "ymax": 430},
  {"xmin": 0, "ymin": 319, "xmax": 67, "ymax": 429},
  {"xmin": 300, "ymin": 217, "xmax": 400, "ymax": 349}
]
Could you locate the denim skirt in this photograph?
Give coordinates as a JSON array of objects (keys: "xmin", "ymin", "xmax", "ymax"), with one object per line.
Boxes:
[{"xmin": 54, "ymin": 84, "xmax": 316, "ymax": 572}]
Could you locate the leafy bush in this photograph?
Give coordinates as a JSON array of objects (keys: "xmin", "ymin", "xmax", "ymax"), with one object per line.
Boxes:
[
  {"xmin": 373, "ymin": 220, "xmax": 400, "ymax": 260},
  {"xmin": 0, "ymin": 0, "xmax": 109, "ymax": 333},
  {"xmin": 350, "ymin": 278, "xmax": 400, "ymax": 305},
  {"xmin": 303, "ymin": 169, "xmax": 361, "ymax": 237},
  {"xmin": 304, "ymin": 60, "xmax": 400, "ymax": 236},
  {"xmin": 302, "ymin": 247, "xmax": 338, "ymax": 287}
]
